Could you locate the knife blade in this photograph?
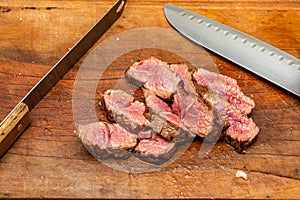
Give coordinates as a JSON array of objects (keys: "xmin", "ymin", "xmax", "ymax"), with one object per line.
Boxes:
[
  {"xmin": 164, "ymin": 4, "xmax": 300, "ymax": 97},
  {"xmin": 0, "ymin": 0, "xmax": 127, "ymax": 158}
]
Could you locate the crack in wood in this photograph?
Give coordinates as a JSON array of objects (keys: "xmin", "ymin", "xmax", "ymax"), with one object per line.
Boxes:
[
  {"xmin": 246, "ymin": 152, "xmax": 300, "ymax": 157},
  {"xmin": 0, "ymin": 72, "xmax": 45, "ymax": 78},
  {"xmin": 155, "ymin": 163, "xmax": 300, "ymax": 181},
  {"xmin": 3, "ymin": 151, "xmax": 92, "ymax": 162},
  {"xmin": 248, "ymin": 169, "xmax": 300, "ymax": 181},
  {"xmin": 21, "ymin": 6, "xmax": 60, "ymax": 11},
  {"xmin": 4, "ymin": 142, "xmax": 300, "ymax": 181},
  {"xmin": 0, "ymin": 6, "xmax": 11, "ymax": 13},
  {"xmin": 16, "ymin": 137, "xmax": 77, "ymax": 143}
]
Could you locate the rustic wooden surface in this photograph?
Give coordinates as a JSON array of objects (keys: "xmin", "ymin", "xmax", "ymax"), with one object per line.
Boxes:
[{"xmin": 0, "ymin": 0, "xmax": 299, "ymax": 198}]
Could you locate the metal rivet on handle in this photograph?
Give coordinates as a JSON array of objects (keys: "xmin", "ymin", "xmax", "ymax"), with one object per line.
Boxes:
[
  {"xmin": 260, "ymin": 47, "xmax": 266, "ymax": 52},
  {"xmin": 224, "ymin": 31, "xmax": 229, "ymax": 36},
  {"xmin": 278, "ymin": 56, "xmax": 284, "ymax": 61},
  {"xmin": 17, "ymin": 123, "xmax": 23, "ymax": 132},
  {"xmin": 269, "ymin": 52, "xmax": 275, "ymax": 56},
  {"xmin": 251, "ymin": 43, "xmax": 257, "ymax": 48},
  {"xmin": 206, "ymin": 23, "xmax": 212, "ymax": 28},
  {"xmin": 180, "ymin": 12, "xmax": 186, "ymax": 16},
  {"xmin": 242, "ymin": 39, "xmax": 247, "ymax": 44}
]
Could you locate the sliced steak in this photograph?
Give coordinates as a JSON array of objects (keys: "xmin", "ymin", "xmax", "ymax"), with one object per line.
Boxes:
[
  {"xmin": 109, "ymin": 123, "xmax": 138, "ymax": 150},
  {"xmin": 79, "ymin": 57, "xmax": 260, "ymax": 166},
  {"xmin": 194, "ymin": 76, "xmax": 259, "ymax": 151},
  {"xmin": 103, "ymin": 89, "xmax": 150, "ymax": 132},
  {"xmin": 170, "ymin": 64, "xmax": 224, "ymax": 139},
  {"xmin": 135, "ymin": 134, "xmax": 177, "ymax": 165},
  {"xmin": 193, "ymin": 68, "xmax": 255, "ymax": 115},
  {"xmin": 78, "ymin": 122, "xmax": 137, "ymax": 159},
  {"xmin": 175, "ymin": 82, "xmax": 217, "ymax": 138},
  {"xmin": 211, "ymin": 95, "xmax": 259, "ymax": 151},
  {"xmin": 170, "ymin": 63, "xmax": 195, "ymax": 116},
  {"xmin": 103, "ymin": 89, "xmax": 133, "ymax": 111},
  {"xmin": 125, "ymin": 57, "xmax": 181, "ymax": 99},
  {"xmin": 144, "ymin": 92, "xmax": 191, "ymax": 142},
  {"xmin": 170, "ymin": 63, "xmax": 196, "ymax": 94},
  {"xmin": 138, "ymin": 128, "xmax": 153, "ymax": 140}
]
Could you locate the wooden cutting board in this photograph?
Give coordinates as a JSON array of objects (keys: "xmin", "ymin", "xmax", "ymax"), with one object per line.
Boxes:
[{"xmin": 0, "ymin": 0, "xmax": 299, "ymax": 198}]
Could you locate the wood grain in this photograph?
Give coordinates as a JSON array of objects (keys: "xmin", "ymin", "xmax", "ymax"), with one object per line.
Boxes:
[{"xmin": 0, "ymin": 0, "xmax": 299, "ymax": 198}]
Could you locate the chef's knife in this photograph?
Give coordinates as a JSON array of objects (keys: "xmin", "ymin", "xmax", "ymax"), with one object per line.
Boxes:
[
  {"xmin": 164, "ymin": 4, "xmax": 300, "ymax": 97},
  {"xmin": 0, "ymin": 0, "xmax": 126, "ymax": 158}
]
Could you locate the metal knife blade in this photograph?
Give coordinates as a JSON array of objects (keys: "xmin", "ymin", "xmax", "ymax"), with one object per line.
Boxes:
[
  {"xmin": 164, "ymin": 4, "xmax": 300, "ymax": 97},
  {"xmin": 0, "ymin": 0, "xmax": 126, "ymax": 158}
]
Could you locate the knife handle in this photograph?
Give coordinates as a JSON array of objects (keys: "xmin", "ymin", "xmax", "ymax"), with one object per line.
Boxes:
[{"xmin": 0, "ymin": 102, "xmax": 31, "ymax": 158}]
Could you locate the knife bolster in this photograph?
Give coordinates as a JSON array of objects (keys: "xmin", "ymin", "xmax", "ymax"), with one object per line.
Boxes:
[{"xmin": 0, "ymin": 102, "xmax": 31, "ymax": 158}]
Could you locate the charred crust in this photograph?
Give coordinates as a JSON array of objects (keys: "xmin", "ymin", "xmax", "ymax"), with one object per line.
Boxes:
[
  {"xmin": 124, "ymin": 72, "xmax": 145, "ymax": 88},
  {"xmin": 95, "ymin": 97, "xmax": 109, "ymax": 122},
  {"xmin": 112, "ymin": 112, "xmax": 144, "ymax": 133},
  {"xmin": 192, "ymin": 77, "xmax": 211, "ymax": 103},
  {"xmin": 107, "ymin": 111, "xmax": 116, "ymax": 123},
  {"xmin": 95, "ymin": 96, "xmax": 116, "ymax": 123},
  {"xmin": 134, "ymin": 143, "xmax": 178, "ymax": 166},
  {"xmin": 83, "ymin": 143, "xmax": 132, "ymax": 160},
  {"xmin": 157, "ymin": 95, "xmax": 174, "ymax": 107},
  {"xmin": 147, "ymin": 113, "xmax": 178, "ymax": 142},
  {"xmin": 222, "ymin": 134, "xmax": 258, "ymax": 153}
]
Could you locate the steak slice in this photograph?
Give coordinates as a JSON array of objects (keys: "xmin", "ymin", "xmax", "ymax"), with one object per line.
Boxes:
[
  {"xmin": 170, "ymin": 64, "xmax": 224, "ymax": 139},
  {"xmin": 175, "ymin": 82, "xmax": 217, "ymax": 137},
  {"xmin": 144, "ymin": 91, "xmax": 191, "ymax": 142},
  {"xmin": 103, "ymin": 89, "xmax": 133, "ymax": 111},
  {"xmin": 193, "ymin": 70, "xmax": 259, "ymax": 151},
  {"xmin": 211, "ymin": 95, "xmax": 259, "ymax": 151},
  {"xmin": 125, "ymin": 57, "xmax": 181, "ymax": 99},
  {"xmin": 135, "ymin": 134, "xmax": 177, "ymax": 165},
  {"xmin": 170, "ymin": 63, "xmax": 196, "ymax": 94},
  {"xmin": 78, "ymin": 122, "xmax": 137, "ymax": 159},
  {"xmin": 193, "ymin": 68, "xmax": 255, "ymax": 115},
  {"xmin": 103, "ymin": 89, "xmax": 150, "ymax": 132},
  {"xmin": 170, "ymin": 63, "xmax": 196, "ymax": 116},
  {"xmin": 109, "ymin": 123, "xmax": 138, "ymax": 150}
]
